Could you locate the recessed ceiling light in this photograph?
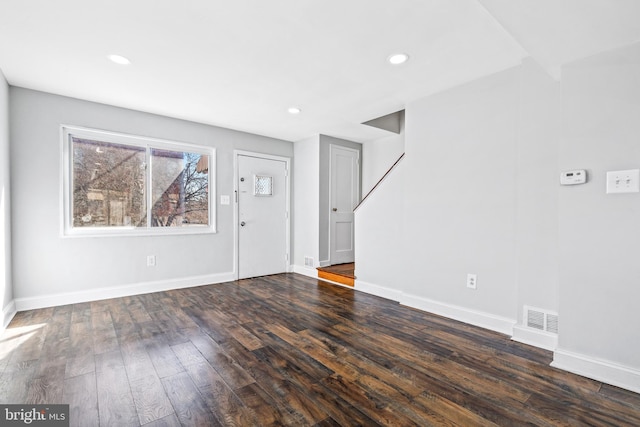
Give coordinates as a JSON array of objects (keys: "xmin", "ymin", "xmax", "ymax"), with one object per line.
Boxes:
[
  {"xmin": 108, "ymin": 54, "xmax": 131, "ymax": 65},
  {"xmin": 387, "ymin": 53, "xmax": 409, "ymax": 65},
  {"xmin": 288, "ymin": 107, "xmax": 301, "ymax": 115}
]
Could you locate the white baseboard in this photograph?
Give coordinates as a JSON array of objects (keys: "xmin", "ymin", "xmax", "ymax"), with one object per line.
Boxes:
[
  {"xmin": 318, "ymin": 260, "xmax": 330, "ymax": 267},
  {"xmin": 292, "ymin": 265, "xmax": 318, "ymax": 279},
  {"xmin": 352, "ymin": 279, "xmax": 515, "ymax": 337},
  {"xmin": 2, "ymin": 300, "xmax": 16, "ymax": 333},
  {"xmin": 354, "ymin": 279, "xmax": 403, "ymax": 302},
  {"xmin": 14, "ymin": 272, "xmax": 235, "ymax": 311},
  {"xmin": 512, "ymin": 324, "xmax": 557, "ymax": 351},
  {"xmin": 401, "ymin": 294, "xmax": 516, "ymax": 336},
  {"xmin": 552, "ymin": 349, "xmax": 640, "ymax": 394}
]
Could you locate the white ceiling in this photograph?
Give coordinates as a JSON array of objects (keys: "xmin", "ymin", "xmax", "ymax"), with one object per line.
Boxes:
[
  {"xmin": 478, "ymin": 0, "xmax": 640, "ymax": 80},
  {"xmin": 0, "ymin": 1, "xmax": 638, "ymax": 143}
]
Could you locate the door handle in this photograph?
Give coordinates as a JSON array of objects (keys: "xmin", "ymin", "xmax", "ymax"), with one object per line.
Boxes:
[
  {"xmin": 332, "ymin": 208, "xmax": 337, "ymax": 212},
  {"xmin": 240, "ymin": 221, "xmax": 246, "ymax": 227}
]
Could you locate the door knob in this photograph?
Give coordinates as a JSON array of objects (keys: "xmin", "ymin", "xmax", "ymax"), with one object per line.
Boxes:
[
  {"xmin": 240, "ymin": 221, "xmax": 246, "ymax": 227},
  {"xmin": 332, "ymin": 208, "xmax": 337, "ymax": 212}
]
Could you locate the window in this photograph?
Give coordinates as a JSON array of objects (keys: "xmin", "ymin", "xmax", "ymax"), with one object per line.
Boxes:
[{"xmin": 62, "ymin": 126, "xmax": 215, "ymax": 236}]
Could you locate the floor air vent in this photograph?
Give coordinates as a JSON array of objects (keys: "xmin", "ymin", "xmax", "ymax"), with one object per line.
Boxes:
[{"xmin": 524, "ymin": 306, "xmax": 558, "ymax": 334}]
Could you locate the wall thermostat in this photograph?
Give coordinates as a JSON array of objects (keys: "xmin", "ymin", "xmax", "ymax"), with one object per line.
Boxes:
[{"xmin": 560, "ymin": 170, "xmax": 587, "ymax": 185}]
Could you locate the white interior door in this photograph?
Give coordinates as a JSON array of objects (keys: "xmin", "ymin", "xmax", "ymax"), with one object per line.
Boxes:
[
  {"xmin": 237, "ymin": 154, "xmax": 289, "ymax": 279},
  {"xmin": 330, "ymin": 145, "xmax": 359, "ymax": 265}
]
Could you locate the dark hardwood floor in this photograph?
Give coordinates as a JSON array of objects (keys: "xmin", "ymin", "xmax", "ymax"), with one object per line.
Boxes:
[{"xmin": 1, "ymin": 273, "xmax": 639, "ymax": 426}]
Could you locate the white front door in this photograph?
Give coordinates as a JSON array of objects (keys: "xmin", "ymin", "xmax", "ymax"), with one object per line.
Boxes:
[
  {"xmin": 237, "ymin": 153, "xmax": 289, "ymax": 279},
  {"xmin": 330, "ymin": 145, "xmax": 359, "ymax": 265}
]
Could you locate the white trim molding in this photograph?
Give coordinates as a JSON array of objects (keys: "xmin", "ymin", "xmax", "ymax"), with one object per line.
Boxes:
[
  {"xmin": 14, "ymin": 272, "xmax": 235, "ymax": 311},
  {"xmin": 512, "ymin": 324, "xmax": 558, "ymax": 351},
  {"xmin": 355, "ymin": 279, "xmax": 403, "ymax": 302},
  {"xmin": 552, "ymin": 349, "xmax": 640, "ymax": 394},
  {"xmin": 2, "ymin": 300, "xmax": 16, "ymax": 332},
  {"xmin": 353, "ymin": 279, "xmax": 516, "ymax": 337},
  {"xmin": 401, "ymin": 294, "xmax": 516, "ymax": 337}
]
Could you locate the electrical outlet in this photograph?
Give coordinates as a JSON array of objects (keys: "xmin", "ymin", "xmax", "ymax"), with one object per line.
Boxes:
[
  {"xmin": 147, "ymin": 255, "xmax": 156, "ymax": 267},
  {"xmin": 467, "ymin": 273, "xmax": 477, "ymax": 290}
]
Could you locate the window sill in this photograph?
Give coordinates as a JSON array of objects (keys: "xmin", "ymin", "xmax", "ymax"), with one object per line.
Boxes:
[{"xmin": 62, "ymin": 225, "xmax": 216, "ymax": 238}]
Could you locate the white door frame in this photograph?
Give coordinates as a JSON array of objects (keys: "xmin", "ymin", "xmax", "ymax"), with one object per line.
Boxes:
[
  {"xmin": 328, "ymin": 144, "xmax": 360, "ymax": 265},
  {"xmin": 233, "ymin": 150, "xmax": 291, "ymax": 280}
]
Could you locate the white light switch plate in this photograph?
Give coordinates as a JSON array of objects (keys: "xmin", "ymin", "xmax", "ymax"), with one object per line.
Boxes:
[
  {"xmin": 220, "ymin": 195, "xmax": 230, "ymax": 205},
  {"xmin": 606, "ymin": 169, "xmax": 640, "ymax": 194}
]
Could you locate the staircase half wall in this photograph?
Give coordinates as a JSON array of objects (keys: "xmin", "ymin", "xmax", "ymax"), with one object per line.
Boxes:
[{"xmin": 354, "ymin": 157, "xmax": 405, "ymax": 301}]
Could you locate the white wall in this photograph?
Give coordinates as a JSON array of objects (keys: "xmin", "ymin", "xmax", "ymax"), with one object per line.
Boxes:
[
  {"xmin": 0, "ymin": 69, "xmax": 13, "ymax": 327},
  {"xmin": 357, "ymin": 61, "xmax": 560, "ymax": 334},
  {"xmin": 355, "ymin": 46, "xmax": 640, "ymax": 392},
  {"xmin": 292, "ymin": 135, "xmax": 320, "ymax": 272},
  {"xmin": 402, "ymin": 67, "xmax": 520, "ymax": 326},
  {"xmin": 362, "ymin": 130, "xmax": 405, "ymax": 196},
  {"xmin": 10, "ymin": 88, "xmax": 292, "ymax": 308},
  {"xmin": 553, "ymin": 42, "xmax": 640, "ymax": 390},
  {"xmin": 355, "ymin": 159, "xmax": 405, "ymax": 301},
  {"xmin": 512, "ymin": 58, "xmax": 561, "ymax": 347}
]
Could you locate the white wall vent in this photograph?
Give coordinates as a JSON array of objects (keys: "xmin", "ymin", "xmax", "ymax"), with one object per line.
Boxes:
[
  {"xmin": 524, "ymin": 306, "xmax": 558, "ymax": 334},
  {"xmin": 527, "ymin": 309, "xmax": 545, "ymax": 330},
  {"xmin": 546, "ymin": 313, "xmax": 559, "ymax": 334},
  {"xmin": 304, "ymin": 256, "xmax": 314, "ymax": 267}
]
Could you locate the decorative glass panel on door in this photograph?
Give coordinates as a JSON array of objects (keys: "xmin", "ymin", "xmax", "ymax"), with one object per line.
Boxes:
[{"xmin": 254, "ymin": 175, "xmax": 273, "ymax": 196}]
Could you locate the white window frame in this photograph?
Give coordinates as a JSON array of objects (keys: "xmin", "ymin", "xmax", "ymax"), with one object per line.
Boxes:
[{"xmin": 61, "ymin": 125, "xmax": 216, "ymax": 237}]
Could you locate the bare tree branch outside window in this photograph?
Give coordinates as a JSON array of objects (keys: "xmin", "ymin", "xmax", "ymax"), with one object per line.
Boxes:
[{"xmin": 151, "ymin": 149, "xmax": 209, "ymax": 227}]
